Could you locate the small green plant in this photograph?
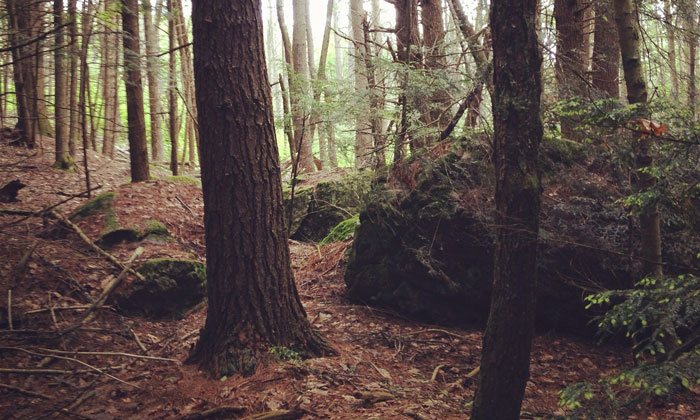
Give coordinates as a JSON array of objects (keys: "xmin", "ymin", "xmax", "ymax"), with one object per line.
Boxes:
[{"xmin": 269, "ymin": 346, "xmax": 303, "ymax": 362}]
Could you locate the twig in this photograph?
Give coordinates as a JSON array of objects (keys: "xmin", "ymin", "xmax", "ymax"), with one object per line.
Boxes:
[
  {"xmin": 129, "ymin": 327, "xmax": 148, "ymax": 354},
  {"xmin": 0, "ymin": 185, "xmax": 102, "ymax": 229},
  {"xmin": 61, "ymin": 247, "xmax": 144, "ymax": 335},
  {"xmin": 66, "ymin": 389, "xmax": 96, "ymax": 411},
  {"xmin": 50, "ymin": 209, "xmax": 145, "ymax": 281},
  {"xmin": 174, "ymin": 406, "xmax": 246, "ymax": 420},
  {"xmin": 37, "ymin": 347, "xmax": 177, "ymax": 363},
  {"xmin": 24, "ymin": 305, "xmax": 113, "ymax": 315},
  {"xmin": 0, "ymin": 368, "xmax": 70, "ymax": 374},
  {"xmin": 430, "ymin": 364, "xmax": 444, "ymax": 382},
  {"xmin": 7, "ymin": 289, "xmax": 12, "ymax": 330},
  {"xmin": 175, "ymin": 195, "xmax": 194, "ymax": 215},
  {"xmin": 0, "ymin": 382, "xmax": 53, "ymax": 399}
]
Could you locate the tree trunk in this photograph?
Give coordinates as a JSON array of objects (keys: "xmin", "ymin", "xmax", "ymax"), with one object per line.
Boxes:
[
  {"xmin": 143, "ymin": 0, "xmax": 164, "ymax": 162},
  {"xmin": 276, "ymin": 0, "xmax": 296, "ymax": 159},
  {"xmin": 68, "ymin": 0, "xmax": 80, "ymax": 155},
  {"xmin": 421, "ymin": 0, "xmax": 451, "ymax": 132},
  {"xmin": 121, "ymin": 0, "xmax": 150, "ymax": 182},
  {"xmin": 614, "ymin": 0, "xmax": 662, "ymax": 278},
  {"xmin": 554, "ymin": 0, "xmax": 586, "ymax": 140},
  {"xmin": 350, "ymin": 0, "xmax": 373, "ymax": 168},
  {"xmin": 471, "ymin": 0, "xmax": 542, "ymax": 419},
  {"xmin": 101, "ymin": 0, "xmax": 120, "ymax": 158},
  {"xmin": 291, "ymin": 0, "xmax": 315, "ymax": 173},
  {"xmin": 189, "ymin": 0, "xmax": 334, "ymax": 377},
  {"xmin": 317, "ymin": 0, "xmax": 334, "ymax": 169},
  {"xmin": 665, "ymin": 0, "xmax": 678, "ymax": 98},
  {"xmin": 168, "ymin": 0, "xmax": 178, "ymax": 175},
  {"xmin": 172, "ymin": 0, "xmax": 199, "ymax": 165},
  {"xmin": 394, "ymin": 0, "xmax": 421, "ymax": 157},
  {"xmin": 684, "ymin": 9, "xmax": 697, "ymax": 119},
  {"xmin": 591, "ymin": 0, "xmax": 620, "ymax": 98},
  {"xmin": 54, "ymin": 0, "xmax": 72, "ymax": 169}
]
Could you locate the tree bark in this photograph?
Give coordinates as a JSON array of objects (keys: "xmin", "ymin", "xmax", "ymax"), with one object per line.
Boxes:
[
  {"xmin": 276, "ymin": 0, "xmax": 296, "ymax": 159},
  {"xmin": 291, "ymin": 0, "xmax": 315, "ymax": 173},
  {"xmin": 471, "ymin": 0, "xmax": 542, "ymax": 419},
  {"xmin": 421, "ymin": 0, "xmax": 451, "ymax": 132},
  {"xmin": 68, "ymin": 0, "xmax": 79, "ymax": 155},
  {"xmin": 143, "ymin": 0, "xmax": 164, "ymax": 161},
  {"xmin": 189, "ymin": 0, "xmax": 334, "ymax": 377},
  {"xmin": 172, "ymin": 0, "xmax": 199, "ymax": 165},
  {"xmin": 54, "ymin": 0, "xmax": 72, "ymax": 169},
  {"xmin": 665, "ymin": 0, "xmax": 678, "ymax": 98},
  {"xmin": 350, "ymin": 0, "xmax": 373, "ymax": 168},
  {"xmin": 121, "ymin": 0, "xmax": 150, "ymax": 182},
  {"xmin": 591, "ymin": 0, "xmax": 620, "ymax": 98},
  {"xmin": 554, "ymin": 0, "xmax": 587, "ymax": 140},
  {"xmin": 167, "ymin": 0, "xmax": 178, "ymax": 175},
  {"xmin": 613, "ymin": 0, "xmax": 662, "ymax": 277}
]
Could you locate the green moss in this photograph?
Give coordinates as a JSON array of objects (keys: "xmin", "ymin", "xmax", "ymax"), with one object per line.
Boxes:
[
  {"xmin": 269, "ymin": 346, "xmax": 303, "ymax": 362},
  {"xmin": 52, "ymin": 156, "xmax": 75, "ymax": 171},
  {"xmin": 142, "ymin": 219, "xmax": 169, "ymax": 237},
  {"xmin": 320, "ymin": 215, "xmax": 360, "ymax": 246},
  {"xmin": 70, "ymin": 191, "xmax": 116, "ymax": 219},
  {"xmin": 165, "ymin": 175, "xmax": 201, "ymax": 186}
]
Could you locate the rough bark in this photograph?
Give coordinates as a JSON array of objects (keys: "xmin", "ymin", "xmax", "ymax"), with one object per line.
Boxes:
[
  {"xmin": 143, "ymin": 0, "xmax": 164, "ymax": 161},
  {"xmin": 393, "ymin": 0, "xmax": 421, "ymax": 157},
  {"xmin": 276, "ymin": 0, "xmax": 296, "ymax": 159},
  {"xmin": 189, "ymin": 0, "xmax": 334, "ymax": 377},
  {"xmin": 54, "ymin": 0, "xmax": 72, "ymax": 169},
  {"xmin": 291, "ymin": 0, "xmax": 315, "ymax": 173},
  {"xmin": 121, "ymin": 0, "xmax": 150, "ymax": 182},
  {"xmin": 471, "ymin": 0, "xmax": 542, "ymax": 419},
  {"xmin": 421, "ymin": 0, "xmax": 451, "ymax": 131},
  {"xmin": 554, "ymin": 0, "xmax": 587, "ymax": 140},
  {"xmin": 613, "ymin": 0, "xmax": 662, "ymax": 277},
  {"xmin": 172, "ymin": 0, "xmax": 198, "ymax": 165},
  {"xmin": 317, "ymin": 0, "xmax": 334, "ymax": 168},
  {"xmin": 591, "ymin": 0, "xmax": 620, "ymax": 98},
  {"xmin": 68, "ymin": 0, "xmax": 79, "ymax": 154},
  {"xmin": 101, "ymin": 0, "xmax": 120, "ymax": 157}
]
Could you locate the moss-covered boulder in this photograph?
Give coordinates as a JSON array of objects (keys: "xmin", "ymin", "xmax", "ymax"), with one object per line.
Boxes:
[
  {"xmin": 117, "ymin": 258, "xmax": 206, "ymax": 319},
  {"xmin": 283, "ymin": 171, "xmax": 373, "ymax": 242},
  {"xmin": 320, "ymin": 215, "xmax": 360, "ymax": 246},
  {"xmin": 344, "ymin": 139, "xmax": 700, "ymax": 334}
]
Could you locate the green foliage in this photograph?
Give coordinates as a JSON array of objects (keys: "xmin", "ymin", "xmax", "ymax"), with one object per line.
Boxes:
[
  {"xmin": 557, "ymin": 274, "xmax": 700, "ymax": 419},
  {"xmin": 269, "ymin": 346, "xmax": 303, "ymax": 362}
]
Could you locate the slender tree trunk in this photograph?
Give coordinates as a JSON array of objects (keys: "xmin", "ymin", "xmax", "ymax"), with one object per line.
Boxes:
[
  {"xmin": 362, "ymin": 17, "xmax": 385, "ymax": 168},
  {"xmin": 168, "ymin": 0, "xmax": 178, "ymax": 175},
  {"xmin": 471, "ymin": 0, "xmax": 542, "ymax": 418},
  {"xmin": 665, "ymin": 0, "xmax": 679, "ymax": 97},
  {"xmin": 189, "ymin": 0, "xmax": 334, "ymax": 377},
  {"xmin": 68, "ymin": 0, "xmax": 79, "ymax": 155},
  {"xmin": 316, "ymin": 0, "xmax": 334, "ymax": 168},
  {"xmin": 350, "ymin": 0, "xmax": 373, "ymax": 168},
  {"xmin": 291, "ymin": 0, "xmax": 315, "ymax": 173},
  {"xmin": 143, "ymin": 0, "xmax": 164, "ymax": 161},
  {"xmin": 54, "ymin": 0, "xmax": 72, "ymax": 169},
  {"xmin": 421, "ymin": 0, "xmax": 451, "ymax": 132},
  {"xmin": 684, "ymin": 9, "xmax": 697, "ymax": 118},
  {"xmin": 121, "ymin": 0, "xmax": 150, "ymax": 182},
  {"xmin": 614, "ymin": 0, "xmax": 662, "ymax": 278},
  {"xmin": 172, "ymin": 0, "xmax": 198, "ymax": 165},
  {"xmin": 394, "ymin": 0, "xmax": 421, "ymax": 158},
  {"xmin": 591, "ymin": 0, "xmax": 620, "ymax": 98},
  {"xmin": 328, "ymin": 6, "xmax": 342, "ymax": 167},
  {"xmin": 276, "ymin": 0, "xmax": 296, "ymax": 159}
]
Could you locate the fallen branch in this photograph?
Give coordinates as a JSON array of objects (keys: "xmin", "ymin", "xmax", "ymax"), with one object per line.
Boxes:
[
  {"xmin": 0, "ymin": 185, "xmax": 102, "ymax": 229},
  {"xmin": 0, "ymin": 367, "xmax": 71, "ymax": 374},
  {"xmin": 175, "ymin": 406, "xmax": 246, "ymax": 420},
  {"xmin": 24, "ymin": 305, "xmax": 114, "ymax": 315},
  {"xmin": 0, "ymin": 382, "xmax": 53, "ymax": 399},
  {"xmin": 50, "ymin": 210, "xmax": 145, "ymax": 282},
  {"xmin": 61, "ymin": 247, "xmax": 143, "ymax": 335},
  {"xmin": 9, "ymin": 240, "xmax": 38, "ymax": 285},
  {"xmin": 243, "ymin": 409, "xmax": 304, "ymax": 420},
  {"xmin": 37, "ymin": 347, "xmax": 177, "ymax": 363}
]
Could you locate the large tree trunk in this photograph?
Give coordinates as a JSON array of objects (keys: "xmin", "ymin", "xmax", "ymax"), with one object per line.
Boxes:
[
  {"xmin": 350, "ymin": 0, "xmax": 373, "ymax": 168},
  {"xmin": 54, "ymin": 0, "xmax": 72, "ymax": 169},
  {"xmin": 143, "ymin": 0, "xmax": 164, "ymax": 162},
  {"xmin": 291, "ymin": 0, "xmax": 315, "ymax": 173},
  {"xmin": 614, "ymin": 0, "xmax": 662, "ymax": 277},
  {"xmin": 393, "ymin": 0, "xmax": 421, "ymax": 159},
  {"xmin": 471, "ymin": 0, "xmax": 542, "ymax": 419},
  {"xmin": 121, "ymin": 0, "xmax": 150, "ymax": 182},
  {"xmin": 189, "ymin": 0, "xmax": 334, "ymax": 377},
  {"xmin": 591, "ymin": 0, "xmax": 620, "ymax": 98},
  {"xmin": 554, "ymin": 0, "xmax": 586, "ymax": 140},
  {"xmin": 421, "ymin": 0, "xmax": 451, "ymax": 132}
]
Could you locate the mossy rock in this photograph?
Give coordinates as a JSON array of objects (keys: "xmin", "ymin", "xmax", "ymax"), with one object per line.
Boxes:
[
  {"xmin": 141, "ymin": 219, "xmax": 170, "ymax": 243},
  {"xmin": 165, "ymin": 175, "xmax": 201, "ymax": 186},
  {"xmin": 290, "ymin": 171, "xmax": 373, "ymax": 242},
  {"xmin": 117, "ymin": 258, "xmax": 206, "ymax": 319},
  {"xmin": 344, "ymin": 139, "xmax": 700, "ymax": 334},
  {"xmin": 70, "ymin": 191, "xmax": 116, "ymax": 220},
  {"xmin": 96, "ymin": 227, "xmax": 141, "ymax": 247},
  {"xmin": 283, "ymin": 186, "xmax": 313, "ymax": 236},
  {"xmin": 320, "ymin": 215, "xmax": 359, "ymax": 246}
]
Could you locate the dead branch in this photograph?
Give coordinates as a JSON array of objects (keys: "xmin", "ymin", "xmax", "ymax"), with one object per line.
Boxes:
[
  {"xmin": 49, "ymin": 210, "xmax": 145, "ymax": 282},
  {"xmin": 0, "ymin": 382, "xmax": 53, "ymax": 399},
  {"xmin": 0, "ymin": 367, "xmax": 71, "ymax": 374},
  {"xmin": 36, "ymin": 347, "xmax": 177, "ymax": 363},
  {"xmin": 243, "ymin": 409, "xmax": 305, "ymax": 420}
]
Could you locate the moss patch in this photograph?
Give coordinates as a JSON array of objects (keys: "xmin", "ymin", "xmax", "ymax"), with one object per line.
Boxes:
[
  {"xmin": 320, "ymin": 215, "xmax": 359, "ymax": 246},
  {"xmin": 165, "ymin": 175, "xmax": 201, "ymax": 186},
  {"xmin": 142, "ymin": 219, "xmax": 169, "ymax": 237},
  {"xmin": 70, "ymin": 191, "xmax": 116, "ymax": 220}
]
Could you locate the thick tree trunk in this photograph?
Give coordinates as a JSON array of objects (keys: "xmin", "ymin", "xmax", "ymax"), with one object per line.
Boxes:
[
  {"xmin": 394, "ymin": 0, "xmax": 421, "ymax": 157},
  {"xmin": 121, "ymin": 0, "xmax": 150, "ymax": 182},
  {"xmin": 54, "ymin": 0, "xmax": 72, "ymax": 169},
  {"xmin": 421, "ymin": 0, "xmax": 451, "ymax": 132},
  {"xmin": 291, "ymin": 0, "xmax": 315, "ymax": 173},
  {"xmin": 614, "ymin": 0, "xmax": 662, "ymax": 277},
  {"xmin": 143, "ymin": 0, "xmax": 164, "ymax": 162},
  {"xmin": 554, "ymin": 0, "xmax": 587, "ymax": 140},
  {"xmin": 102, "ymin": 3, "xmax": 120, "ymax": 158},
  {"xmin": 189, "ymin": 0, "xmax": 334, "ymax": 377},
  {"xmin": 471, "ymin": 0, "xmax": 542, "ymax": 419},
  {"xmin": 591, "ymin": 0, "xmax": 620, "ymax": 98}
]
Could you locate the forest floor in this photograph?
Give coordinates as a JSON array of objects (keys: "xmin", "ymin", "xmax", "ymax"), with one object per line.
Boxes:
[{"xmin": 0, "ymin": 140, "xmax": 698, "ymax": 420}]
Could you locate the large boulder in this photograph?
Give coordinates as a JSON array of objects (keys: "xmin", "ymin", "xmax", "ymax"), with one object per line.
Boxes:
[
  {"xmin": 344, "ymin": 138, "xmax": 700, "ymax": 334},
  {"xmin": 117, "ymin": 258, "xmax": 206, "ymax": 319}
]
